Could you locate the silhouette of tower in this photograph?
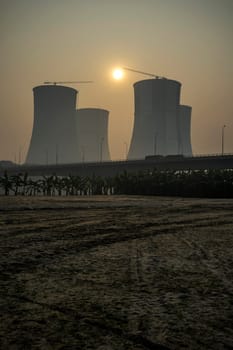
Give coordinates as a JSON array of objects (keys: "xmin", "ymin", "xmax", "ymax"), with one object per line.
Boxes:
[
  {"xmin": 76, "ymin": 108, "xmax": 111, "ymax": 162},
  {"xmin": 127, "ymin": 78, "xmax": 181, "ymax": 159},
  {"xmin": 178, "ymin": 105, "xmax": 192, "ymax": 156},
  {"xmin": 26, "ymin": 85, "xmax": 80, "ymax": 164}
]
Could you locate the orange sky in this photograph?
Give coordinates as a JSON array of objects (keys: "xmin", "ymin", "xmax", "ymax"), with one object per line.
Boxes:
[{"xmin": 1, "ymin": 0, "xmax": 233, "ymax": 162}]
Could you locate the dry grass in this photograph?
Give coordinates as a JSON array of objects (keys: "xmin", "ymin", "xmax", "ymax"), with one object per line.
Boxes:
[{"xmin": 0, "ymin": 196, "xmax": 233, "ymax": 349}]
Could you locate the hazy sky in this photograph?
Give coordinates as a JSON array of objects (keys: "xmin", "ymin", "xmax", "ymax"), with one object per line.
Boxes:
[{"xmin": 1, "ymin": 0, "xmax": 233, "ymax": 161}]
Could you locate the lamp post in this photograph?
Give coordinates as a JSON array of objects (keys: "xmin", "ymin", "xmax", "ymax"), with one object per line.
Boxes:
[
  {"xmin": 18, "ymin": 146, "xmax": 22, "ymax": 165},
  {"xmin": 55, "ymin": 144, "xmax": 59, "ymax": 165},
  {"xmin": 45, "ymin": 149, "xmax": 48, "ymax": 165},
  {"xmin": 222, "ymin": 125, "xmax": 226, "ymax": 156},
  {"xmin": 100, "ymin": 137, "xmax": 104, "ymax": 162},
  {"xmin": 81, "ymin": 147, "xmax": 85, "ymax": 163},
  {"xmin": 154, "ymin": 133, "xmax": 157, "ymax": 155},
  {"xmin": 124, "ymin": 142, "xmax": 128, "ymax": 160}
]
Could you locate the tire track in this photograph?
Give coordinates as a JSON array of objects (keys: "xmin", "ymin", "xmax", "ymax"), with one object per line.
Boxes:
[
  {"xmin": 1, "ymin": 292, "xmax": 170, "ymax": 350},
  {"xmin": 179, "ymin": 237, "xmax": 233, "ymax": 294}
]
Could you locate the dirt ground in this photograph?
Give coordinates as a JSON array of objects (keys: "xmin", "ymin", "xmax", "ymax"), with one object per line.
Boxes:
[{"xmin": 0, "ymin": 195, "xmax": 233, "ymax": 350}]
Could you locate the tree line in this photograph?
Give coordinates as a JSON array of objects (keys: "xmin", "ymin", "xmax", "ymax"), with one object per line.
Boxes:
[{"xmin": 0, "ymin": 169, "xmax": 233, "ymax": 197}]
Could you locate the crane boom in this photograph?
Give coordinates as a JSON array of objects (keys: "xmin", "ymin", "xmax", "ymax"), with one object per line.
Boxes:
[
  {"xmin": 123, "ymin": 67, "xmax": 165, "ymax": 79},
  {"xmin": 44, "ymin": 81, "xmax": 93, "ymax": 85}
]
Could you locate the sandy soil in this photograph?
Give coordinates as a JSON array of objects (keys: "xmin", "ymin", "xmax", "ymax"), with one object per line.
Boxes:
[{"xmin": 0, "ymin": 195, "xmax": 233, "ymax": 350}]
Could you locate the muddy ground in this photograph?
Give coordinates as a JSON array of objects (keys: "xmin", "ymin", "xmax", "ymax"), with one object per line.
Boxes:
[{"xmin": 0, "ymin": 195, "xmax": 233, "ymax": 350}]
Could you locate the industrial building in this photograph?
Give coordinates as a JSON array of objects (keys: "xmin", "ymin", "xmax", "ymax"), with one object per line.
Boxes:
[
  {"xmin": 25, "ymin": 73, "xmax": 192, "ymax": 165},
  {"xmin": 26, "ymin": 85, "xmax": 80, "ymax": 165},
  {"xmin": 127, "ymin": 78, "xmax": 192, "ymax": 159},
  {"xmin": 76, "ymin": 108, "xmax": 111, "ymax": 162}
]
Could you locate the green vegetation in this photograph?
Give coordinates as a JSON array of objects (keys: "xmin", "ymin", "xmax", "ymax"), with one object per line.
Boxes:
[{"xmin": 1, "ymin": 169, "xmax": 233, "ymax": 197}]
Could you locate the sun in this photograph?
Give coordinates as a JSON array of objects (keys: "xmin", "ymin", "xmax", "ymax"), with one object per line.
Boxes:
[{"xmin": 112, "ymin": 68, "xmax": 124, "ymax": 80}]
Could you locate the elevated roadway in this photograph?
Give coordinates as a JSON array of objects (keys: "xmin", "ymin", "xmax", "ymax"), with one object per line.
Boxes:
[{"xmin": 1, "ymin": 154, "xmax": 233, "ymax": 178}]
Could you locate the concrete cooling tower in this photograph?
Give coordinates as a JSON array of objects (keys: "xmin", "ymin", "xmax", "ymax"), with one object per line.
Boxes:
[
  {"xmin": 178, "ymin": 105, "xmax": 192, "ymax": 156},
  {"xmin": 127, "ymin": 78, "xmax": 182, "ymax": 159},
  {"xmin": 76, "ymin": 108, "xmax": 111, "ymax": 162},
  {"xmin": 26, "ymin": 85, "xmax": 80, "ymax": 164}
]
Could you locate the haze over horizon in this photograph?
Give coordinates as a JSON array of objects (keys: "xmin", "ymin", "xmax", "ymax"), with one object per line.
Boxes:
[{"xmin": 1, "ymin": 0, "xmax": 233, "ymax": 162}]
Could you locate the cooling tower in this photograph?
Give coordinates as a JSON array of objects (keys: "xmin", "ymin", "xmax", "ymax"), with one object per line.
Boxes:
[
  {"xmin": 76, "ymin": 108, "xmax": 111, "ymax": 162},
  {"xmin": 26, "ymin": 85, "xmax": 80, "ymax": 164},
  {"xmin": 178, "ymin": 105, "xmax": 192, "ymax": 156},
  {"xmin": 127, "ymin": 78, "xmax": 181, "ymax": 159}
]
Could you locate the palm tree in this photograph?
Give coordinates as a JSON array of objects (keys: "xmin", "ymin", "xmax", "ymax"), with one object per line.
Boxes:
[
  {"xmin": 0, "ymin": 171, "xmax": 12, "ymax": 196},
  {"xmin": 41, "ymin": 175, "xmax": 55, "ymax": 196},
  {"xmin": 53, "ymin": 175, "xmax": 64, "ymax": 196},
  {"xmin": 10, "ymin": 173, "xmax": 29, "ymax": 196}
]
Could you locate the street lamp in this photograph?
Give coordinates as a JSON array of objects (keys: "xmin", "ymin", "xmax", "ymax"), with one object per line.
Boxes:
[
  {"xmin": 222, "ymin": 125, "xmax": 226, "ymax": 156},
  {"xmin": 100, "ymin": 137, "xmax": 104, "ymax": 162},
  {"xmin": 18, "ymin": 146, "xmax": 22, "ymax": 165},
  {"xmin": 124, "ymin": 142, "xmax": 128, "ymax": 159},
  {"xmin": 55, "ymin": 144, "xmax": 59, "ymax": 165},
  {"xmin": 154, "ymin": 133, "xmax": 157, "ymax": 155},
  {"xmin": 45, "ymin": 149, "xmax": 48, "ymax": 165},
  {"xmin": 81, "ymin": 147, "xmax": 85, "ymax": 163}
]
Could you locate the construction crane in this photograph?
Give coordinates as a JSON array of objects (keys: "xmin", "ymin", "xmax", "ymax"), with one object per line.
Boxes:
[
  {"xmin": 123, "ymin": 67, "xmax": 166, "ymax": 79},
  {"xmin": 44, "ymin": 81, "xmax": 93, "ymax": 85}
]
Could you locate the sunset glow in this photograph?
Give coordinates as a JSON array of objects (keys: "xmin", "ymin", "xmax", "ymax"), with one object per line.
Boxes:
[{"xmin": 1, "ymin": 1, "xmax": 233, "ymax": 161}]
